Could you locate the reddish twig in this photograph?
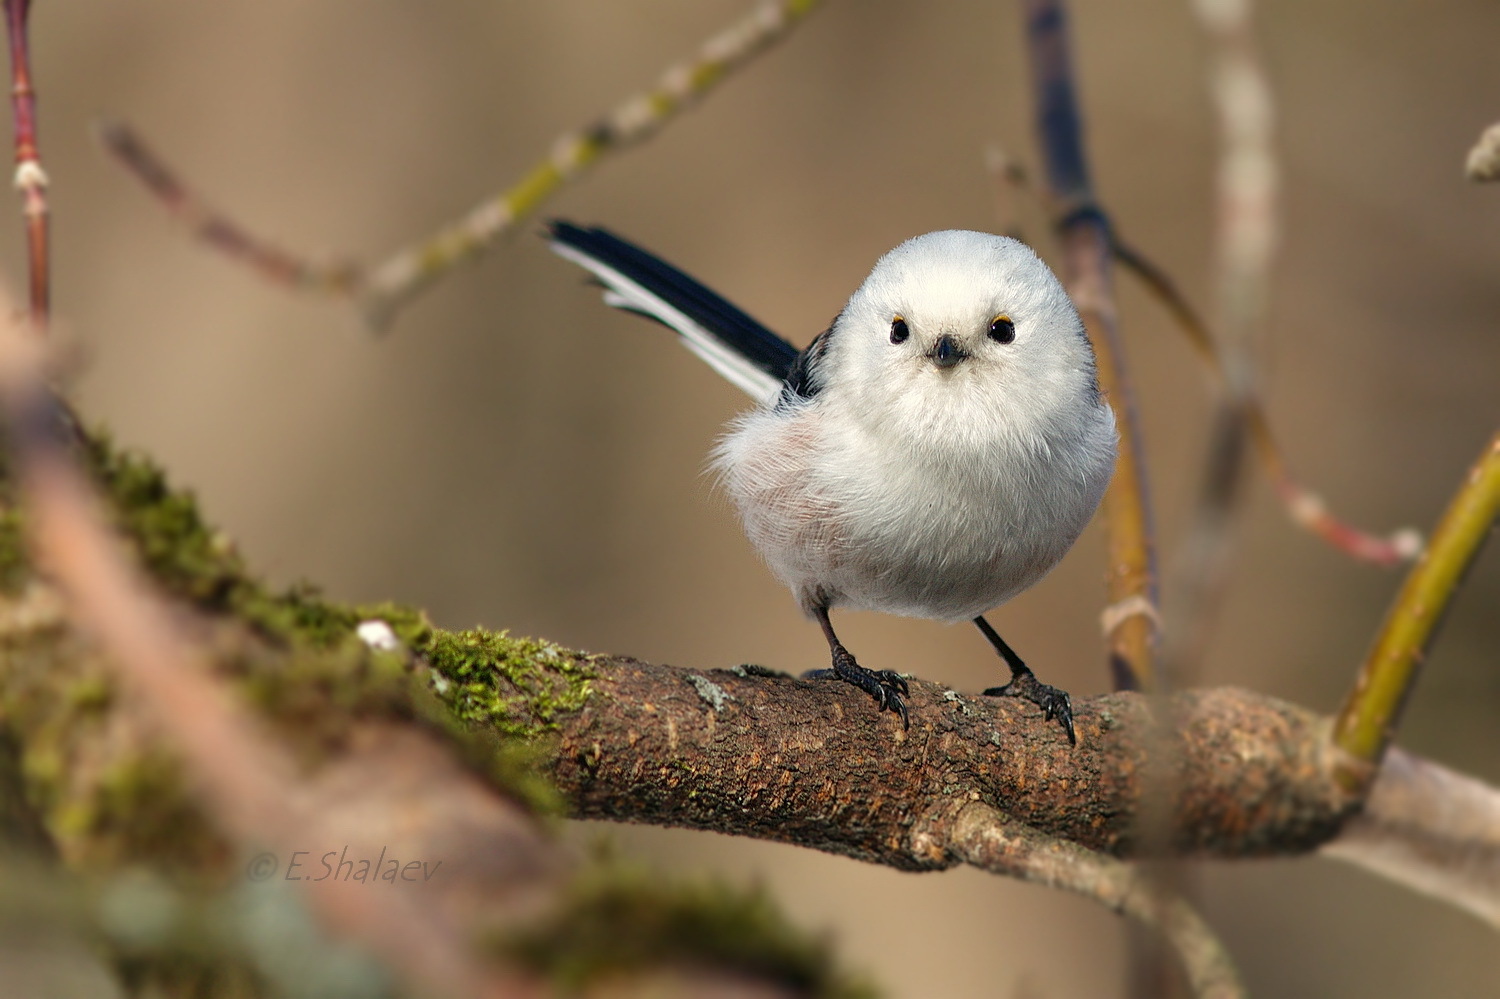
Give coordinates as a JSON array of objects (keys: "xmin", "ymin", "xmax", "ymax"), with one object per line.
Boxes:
[
  {"xmin": 985, "ymin": 146, "xmax": 1419, "ymax": 568},
  {"xmin": 1111, "ymin": 241, "xmax": 1420, "ymax": 566},
  {"xmin": 3, "ymin": 0, "xmax": 46, "ymax": 327},
  {"xmin": 95, "ymin": 120, "xmax": 362, "ymax": 295}
]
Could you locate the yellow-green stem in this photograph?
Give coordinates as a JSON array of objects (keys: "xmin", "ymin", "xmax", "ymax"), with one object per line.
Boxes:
[{"xmin": 1333, "ymin": 430, "xmax": 1500, "ymax": 783}]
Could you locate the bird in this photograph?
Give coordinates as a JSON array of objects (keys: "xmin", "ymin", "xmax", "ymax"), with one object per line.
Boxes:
[{"xmin": 547, "ymin": 221, "xmax": 1117, "ymax": 743}]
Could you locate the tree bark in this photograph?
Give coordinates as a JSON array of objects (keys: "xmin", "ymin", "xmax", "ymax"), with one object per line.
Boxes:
[{"xmin": 536, "ymin": 655, "xmax": 1364, "ymax": 868}]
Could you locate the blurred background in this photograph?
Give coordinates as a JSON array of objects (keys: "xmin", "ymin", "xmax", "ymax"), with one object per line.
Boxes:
[{"xmin": 19, "ymin": 0, "xmax": 1498, "ymax": 995}]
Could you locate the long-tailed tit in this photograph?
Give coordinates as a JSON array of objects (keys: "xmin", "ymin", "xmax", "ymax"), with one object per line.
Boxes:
[{"xmin": 548, "ymin": 222, "xmax": 1117, "ymax": 743}]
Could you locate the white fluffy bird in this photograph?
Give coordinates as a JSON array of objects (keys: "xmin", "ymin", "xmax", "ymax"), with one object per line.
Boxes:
[{"xmin": 549, "ymin": 223, "xmax": 1116, "ymax": 742}]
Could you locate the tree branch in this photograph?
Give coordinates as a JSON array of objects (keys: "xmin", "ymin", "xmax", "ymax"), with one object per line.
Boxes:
[
  {"xmin": 944, "ymin": 805, "xmax": 1244, "ymax": 999},
  {"xmin": 1322, "ymin": 746, "xmax": 1500, "ymax": 929},
  {"xmin": 2, "ymin": 406, "xmax": 1496, "ymax": 986},
  {"xmin": 524, "ymin": 657, "xmax": 1360, "ymax": 865}
]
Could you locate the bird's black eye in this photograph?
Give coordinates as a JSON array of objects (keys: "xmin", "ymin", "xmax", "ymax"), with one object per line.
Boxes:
[
  {"xmin": 889, "ymin": 317, "xmax": 909, "ymax": 344},
  {"xmin": 988, "ymin": 316, "xmax": 1016, "ymax": 344}
]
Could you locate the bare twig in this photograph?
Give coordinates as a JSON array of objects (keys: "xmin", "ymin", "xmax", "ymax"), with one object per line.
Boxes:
[
  {"xmin": 983, "ymin": 142, "xmax": 1029, "ymax": 241},
  {"xmin": 95, "ymin": 121, "xmax": 361, "ymax": 295},
  {"xmin": 97, "ymin": 1, "xmax": 826, "ymax": 333},
  {"xmin": 1110, "ymin": 240, "xmax": 1421, "ymax": 566},
  {"xmin": 357, "ymin": 0, "xmax": 823, "ymax": 329},
  {"xmin": 1333, "ymin": 430, "xmax": 1500, "ymax": 785},
  {"xmin": 3, "ymin": 0, "xmax": 47, "ymax": 327},
  {"xmin": 941, "ymin": 804, "xmax": 1245, "ymax": 999}
]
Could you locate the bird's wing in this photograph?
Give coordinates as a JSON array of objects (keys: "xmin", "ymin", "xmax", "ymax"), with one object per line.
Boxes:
[{"xmin": 547, "ymin": 221, "xmax": 797, "ymax": 402}]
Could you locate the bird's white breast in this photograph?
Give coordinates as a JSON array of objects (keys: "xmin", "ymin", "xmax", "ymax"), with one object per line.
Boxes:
[{"xmin": 716, "ymin": 389, "xmax": 1114, "ymax": 622}]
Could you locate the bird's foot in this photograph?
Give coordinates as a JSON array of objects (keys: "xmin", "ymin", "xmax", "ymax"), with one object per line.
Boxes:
[
  {"xmin": 983, "ymin": 667, "xmax": 1075, "ymax": 745},
  {"xmin": 805, "ymin": 646, "xmax": 909, "ymax": 729}
]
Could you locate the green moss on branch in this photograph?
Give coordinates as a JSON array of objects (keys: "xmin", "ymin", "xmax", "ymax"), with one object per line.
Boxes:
[{"xmin": 1, "ymin": 431, "xmax": 600, "ymax": 856}]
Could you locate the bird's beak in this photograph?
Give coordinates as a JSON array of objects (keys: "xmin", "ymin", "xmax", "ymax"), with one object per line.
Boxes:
[{"xmin": 930, "ymin": 335, "xmax": 968, "ymax": 368}]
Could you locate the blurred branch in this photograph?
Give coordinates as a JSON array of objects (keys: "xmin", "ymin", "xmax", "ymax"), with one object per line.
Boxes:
[
  {"xmin": 0, "ymin": 312, "xmax": 552, "ymax": 998},
  {"xmin": 357, "ymin": 0, "xmax": 823, "ymax": 330},
  {"xmin": 94, "ymin": 120, "xmax": 361, "ymax": 295},
  {"xmin": 1333, "ymin": 430, "xmax": 1500, "ymax": 785},
  {"xmin": 1322, "ymin": 746, "xmax": 1500, "ymax": 929},
  {"xmin": 944, "ymin": 806, "xmax": 1244, "ymax": 998},
  {"xmin": 1168, "ymin": 0, "xmax": 1279, "ymax": 678},
  {"xmin": 97, "ymin": 0, "xmax": 826, "ymax": 332},
  {"xmin": 1022, "ymin": 0, "xmax": 1159, "ymax": 692},
  {"xmin": 0, "ymin": 351, "xmax": 856, "ymax": 997},
  {"xmin": 1465, "ymin": 122, "xmax": 1500, "ymax": 182},
  {"xmin": 3, "ymin": 0, "xmax": 47, "ymax": 326}
]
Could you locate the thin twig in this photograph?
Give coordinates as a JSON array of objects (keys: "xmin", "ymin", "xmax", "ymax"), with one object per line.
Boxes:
[
  {"xmin": 984, "ymin": 147, "xmax": 1420, "ymax": 568},
  {"xmin": 357, "ymin": 0, "xmax": 823, "ymax": 330},
  {"xmin": 983, "ymin": 142, "xmax": 1029, "ymax": 241},
  {"xmin": 941, "ymin": 803, "xmax": 1245, "ymax": 999},
  {"xmin": 1021, "ymin": 0, "xmax": 1159, "ymax": 691},
  {"xmin": 95, "ymin": 121, "xmax": 362, "ymax": 295},
  {"xmin": 98, "ymin": 1, "xmax": 826, "ymax": 333},
  {"xmin": 1112, "ymin": 240, "xmax": 1421, "ymax": 566},
  {"xmin": 3, "ymin": 0, "xmax": 47, "ymax": 327},
  {"xmin": 1333, "ymin": 430, "xmax": 1500, "ymax": 786},
  {"xmin": 1321, "ymin": 746, "xmax": 1500, "ymax": 929}
]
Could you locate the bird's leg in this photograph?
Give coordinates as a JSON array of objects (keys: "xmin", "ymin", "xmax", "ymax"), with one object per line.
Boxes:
[
  {"xmin": 975, "ymin": 615, "xmax": 1076, "ymax": 745},
  {"xmin": 802, "ymin": 606, "xmax": 910, "ymax": 728}
]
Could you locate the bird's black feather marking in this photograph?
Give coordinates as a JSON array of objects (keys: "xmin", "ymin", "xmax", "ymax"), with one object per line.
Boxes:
[
  {"xmin": 778, "ymin": 318, "xmax": 839, "ymax": 409},
  {"xmin": 548, "ymin": 221, "xmax": 799, "ymax": 384}
]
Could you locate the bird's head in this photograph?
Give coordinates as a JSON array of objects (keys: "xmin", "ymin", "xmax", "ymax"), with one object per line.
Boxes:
[{"xmin": 819, "ymin": 230, "xmax": 1101, "ymax": 443}]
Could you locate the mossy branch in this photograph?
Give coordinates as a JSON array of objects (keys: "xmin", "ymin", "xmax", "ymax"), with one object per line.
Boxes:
[{"xmin": 0, "ymin": 418, "xmax": 872, "ymax": 997}]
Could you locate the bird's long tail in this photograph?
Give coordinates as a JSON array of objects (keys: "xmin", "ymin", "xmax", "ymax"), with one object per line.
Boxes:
[{"xmin": 546, "ymin": 221, "xmax": 796, "ymax": 401}]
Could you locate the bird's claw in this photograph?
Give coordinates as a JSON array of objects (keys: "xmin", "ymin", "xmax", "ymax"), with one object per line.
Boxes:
[
  {"xmin": 871, "ymin": 668, "xmax": 909, "ymax": 698},
  {"xmin": 983, "ymin": 668, "xmax": 1076, "ymax": 745},
  {"xmin": 806, "ymin": 649, "xmax": 910, "ymax": 729}
]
